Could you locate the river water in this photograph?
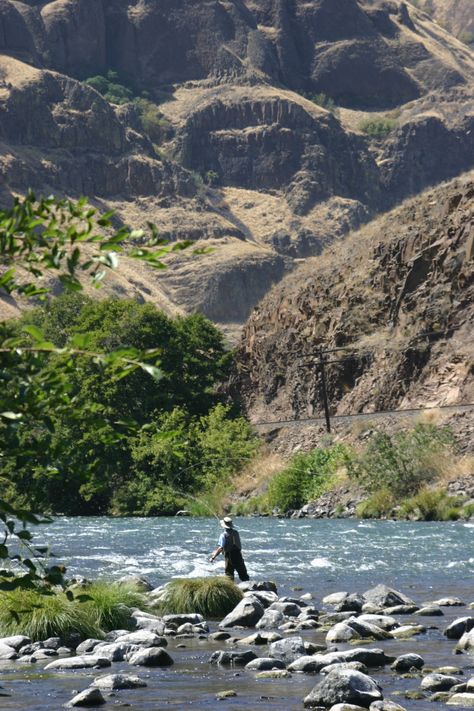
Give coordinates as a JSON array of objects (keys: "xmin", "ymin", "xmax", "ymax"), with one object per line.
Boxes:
[{"xmin": 1, "ymin": 517, "xmax": 474, "ymax": 710}]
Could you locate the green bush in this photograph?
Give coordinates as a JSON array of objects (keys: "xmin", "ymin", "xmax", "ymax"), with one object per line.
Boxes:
[
  {"xmin": 399, "ymin": 488, "xmax": 462, "ymax": 521},
  {"xmin": 346, "ymin": 424, "xmax": 454, "ymax": 498},
  {"xmin": 157, "ymin": 577, "xmax": 243, "ymax": 618},
  {"xmin": 459, "ymin": 31, "xmax": 474, "ymax": 45},
  {"xmin": 134, "ymin": 98, "xmax": 172, "ymax": 144},
  {"xmin": 356, "ymin": 488, "xmax": 395, "ymax": 518},
  {"xmin": 360, "ymin": 118, "xmax": 397, "ymax": 139},
  {"xmin": 80, "ymin": 581, "xmax": 148, "ymax": 631},
  {"xmin": 84, "ymin": 71, "xmax": 134, "ymax": 105},
  {"xmin": 264, "ymin": 444, "xmax": 350, "ymax": 512}
]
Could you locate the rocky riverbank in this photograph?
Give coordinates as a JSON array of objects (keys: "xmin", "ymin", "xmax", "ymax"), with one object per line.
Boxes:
[{"xmin": 2, "ymin": 577, "xmax": 474, "ymax": 709}]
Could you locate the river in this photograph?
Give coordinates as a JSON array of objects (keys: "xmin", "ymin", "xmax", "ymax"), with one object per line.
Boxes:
[{"xmin": 1, "ymin": 517, "xmax": 473, "ymax": 710}]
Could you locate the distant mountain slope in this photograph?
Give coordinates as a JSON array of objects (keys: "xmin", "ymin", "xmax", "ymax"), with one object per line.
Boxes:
[
  {"xmin": 0, "ymin": 0, "xmax": 473, "ymax": 336},
  {"xmin": 232, "ymin": 172, "xmax": 474, "ymax": 419}
]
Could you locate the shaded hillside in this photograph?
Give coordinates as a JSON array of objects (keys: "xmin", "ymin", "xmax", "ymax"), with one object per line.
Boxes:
[
  {"xmin": 412, "ymin": 0, "xmax": 474, "ymax": 44},
  {"xmin": 232, "ymin": 172, "xmax": 474, "ymax": 422},
  {"xmin": 1, "ymin": 0, "xmax": 474, "ymax": 335}
]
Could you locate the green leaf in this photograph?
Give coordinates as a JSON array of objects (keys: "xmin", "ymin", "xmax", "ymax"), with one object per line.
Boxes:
[
  {"xmin": 139, "ymin": 363, "xmax": 163, "ymax": 381},
  {"xmin": 0, "ymin": 411, "xmax": 22, "ymax": 420}
]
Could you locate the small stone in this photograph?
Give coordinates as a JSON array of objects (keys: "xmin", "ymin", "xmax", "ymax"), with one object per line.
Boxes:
[
  {"xmin": 127, "ymin": 647, "xmax": 174, "ymax": 667},
  {"xmin": 416, "ymin": 606, "xmax": 443, "ymax": 616},
  {"xmin": 447, "ymin": 694, "xmax": 474, "ymax": 706},
  {"xmin": 216, "ymin": 690, "xmax": 237, "ymax": 699},
  {"xmin": 256, "ymin": 669, "xmax": 291, "ymax": 679},
  {"xmin": 92, "ymin": 674, "xmax": 147, "ymax": 690}
]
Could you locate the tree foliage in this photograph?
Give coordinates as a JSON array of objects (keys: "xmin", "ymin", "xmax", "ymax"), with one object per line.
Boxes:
[{"xmin": 0, "ymin": 193, "xmax": 194, "ymax": 590}]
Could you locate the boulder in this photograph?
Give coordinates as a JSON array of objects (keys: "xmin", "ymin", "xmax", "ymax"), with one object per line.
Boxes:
[
  {"xmin": 92, "ymin": 673, "xmax": 147, "ymax": 690},
  {"xmin": 114, "ymin": 631, "xmax": 167, "ymax": 647},
  {"xmin": 269, "ymin": 636, "xmax": 306, "ymax": 663},
  {"xmin": 163, "ymin": 614, "xmax": 204, "ymax": 625},
  {"xmin": 447, "ymin": 694, "xmax": 474, "ymax": 706},
  {"xmin": 416, "ymin": 606, "xmax": 443, "ymax": 616},
  {"xmin": 256, "ymin": 669, "xmax": 291, "ymax": 679},
  {"xmin": 92, "ymin": 642, "xmax": 139, "ymax": 662},
  {"xmin": 390, "ymin": 625, "xmax": 425, "ymax": 638},
  {"xmin": 445, "ymin": 618, "xmax": 474, "ymax": 640},
  {"xmin": 363, "ymin": 585, "xmax": 415, "ymax": 609},
  {"xmin": 127, "ymin": 647, "xmax": 174, "ymax": 667},
  {"xmin": 245, "ymin": 657, "xmax": 286, "ymax": 671},
  {"xmin": 334, "ymin": 594, "xmax": 365, "ymax": 613},
  {"xmin": 391, "ymin": 654, "xmax": 424, "ymax": 672},
  {"xmin": 357, "ymin": 615, "xmax": 398, "ymax": 631},
  {"xmin": 239, "ymin": 581, "xmax": 277, "ymax": 593},
  {"xmin": 117, "ymin": 574, "xmax": 153, "ymax": 591},
  {"xmin": 322, "ymin": 662, "xmax": 369, "ymax": 676},
  {"xmin": 256, "ymin": 609, "xmax": 285, "ymax": 629},
  {"xmin": 220, "ymin": 598, "xmax": 265, "ymax": 628},
  {"xmin": 0, "ymin": 635, "xmax": 31, "ymax": 651},
  {"xmin": 75, "ymin": 639, "xmax": 102, "ymax": 655},
  {"xmin": 66, "ymin": 688, "xmax": 105, "ymax": 707},
  {"xmin": 370, "ymin": 701, "xmax": 407, "ymax": 711},
  {"xmin": 323, "ymin": 592, "xmax": 350, "ymax": 606},
  {"xmin": 209, "ymin": 650, "xmax": 257, "ymax": 666},
  {"xmin": 236, "ymin": 632, "xmax": 281, "ymax": 646},
  {"xmin": 244, "ymin": 590, "xmax": 278, "ymax": 607},
  {"xmin": 420, "ymin": 674, "xmax": 460, "ymax": 691},
  {"xmin": 288, "ymin": 655, "xmax": 326, "ymax": 672},
  {"xmin": 45, "ymin": 656, "xmax": 111, "ymax": 670},
  {"xmin": 0, "ymin": 644, "xmax": 18, "ymax": 660},
  {"xmin": 304, "ymin": 669, "xmax": 383, "ymax": 708},
  {"xmin": 268, "ymin": 601, "xmax": 302, "ymax": 617},
  {"xmin": 432, "ymin": 598, "xmax": 464, "ymax": 607},
  {"xmin": 457, "ymin": 629, "xmax": 474, "ymax": 652}
]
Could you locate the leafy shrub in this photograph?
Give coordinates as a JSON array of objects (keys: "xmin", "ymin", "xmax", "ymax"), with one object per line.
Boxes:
[
  {"xmin": 360, "ymin": 118, "xmax": 397, "ymax": 139},
  {"xmin": 157, "ymin": 577, "xmax": 243, "ymax": 618},
  {"xmin": 398, "ymin": 488, "xmax": 462, "ymax": 521},
  {"xmin": 346, "ymin": 424, "xmax": 454, "ymax": 498},
  {"xmin": 356, "ymin": 488, "xmax": 395, "ymax": 518},
  {"xmin": 264, "ymin": 444, "xmax": 350, "ymax": 512},
  {"xmin": 134, "ymin": 98, "xmax": 172, "ymax": 144},
  {"xmin": 84, "ymin": 70, "xmax": 134, "ymax": 105}
]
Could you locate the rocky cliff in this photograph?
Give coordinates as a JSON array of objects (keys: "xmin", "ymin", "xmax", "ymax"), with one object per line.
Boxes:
[
  {"xmin": 0, "ymin": 0, "xmax": 474, "ymax": 336},
  {"xmin": 232, "ymin": 173, "xmax": 474, "ymax": 430}
]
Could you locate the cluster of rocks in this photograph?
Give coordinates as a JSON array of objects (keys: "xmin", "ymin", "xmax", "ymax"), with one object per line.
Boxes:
[{"xmin": 2, "ymin": 578, "xmax": 474, "ymax": 708}]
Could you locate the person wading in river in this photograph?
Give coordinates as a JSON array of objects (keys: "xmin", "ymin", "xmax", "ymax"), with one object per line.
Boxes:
[{"xmin": 209, "ymin": 516, "xmax": 249, "ymax": 582}]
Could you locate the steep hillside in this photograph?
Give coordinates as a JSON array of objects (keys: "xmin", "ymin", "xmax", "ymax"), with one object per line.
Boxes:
[
  {"xmin": 232, "ymin": 172, "xmax": 474, "ymax": 427},
  {"xmin": 1, "ymin": 0, "xmax": 474, "ymax": 336},
  {"xmin": 412, "ymin": 0, "xmax": 474, "ymax": 44}
]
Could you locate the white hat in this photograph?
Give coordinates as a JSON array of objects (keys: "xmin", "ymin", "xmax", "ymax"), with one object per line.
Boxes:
[{"xmin": 220, "ymin": 516, "xmax": 233, "ymax": 528}]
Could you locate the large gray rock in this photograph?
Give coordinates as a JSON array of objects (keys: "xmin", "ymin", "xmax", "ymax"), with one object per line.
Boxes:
[
  {"xmin": 334, "ymin": 594, "xmax": 365, "ymax": 613},
  {"xmin": 0, "ymin": 643, "xmax": 18, "ymax": 660},
  {"xmin": 326, "ymin": 618, "xmax": 390, "ymax": 644},
  {"xmin": 357, "ymin": 615, "xmax": 399, "ymax": 631},
  {"xmin": 420, "ymin": 674, "xmax": 460, "ymax": 691},
  {"xmin": 447, "ymin": 694, "xmax": 474, "ymax": 706},
  {"xmin": 0, "ymin": 635, "xmax": 31, "ymax": 651},
  {"xmin": 269, "ymin": 635, "xmax": 306, "ymax": 664},
  {"xmin": 45, "ymin": 656, "xmax": 111, "ymax": 670},
  {"xmin": 312, "ymin": 648, "xmax": 394, "ymax": 670},
  {"xmin": 323, "ymin": 592, "xmax": 350, "ymax": 606},
  {"xmin": 391, "ymin": 654, "xmax": 424, "ymax": 672},
  {"xmin": 209, "ymin": 650, "xmax": 257, "ymax": 666},
  {"xmin": 445, "ymin": 618, "xmax": 474, "ymax": 640},
  {"xmin": 268, "ymin": 601, "xmax": 302, "ymax": 617},
  {"xmin": 244, "ymin": 590, "xmax": 278, "ymax": 607},
  {"xmin": 92, "ymin": 673, "xmax": 147, "ymax": 690},
  {"xmin": 370, "ymin": 701, "xmax": 407, "ymax": 711},
  {"xmin": 363, "ymin": 585, "xmax": 414, "ymax": 609},
  {"xmin": 66, "ymin": 688, "xmax": 105, "ymax": 707},
  {"xmin": 92, "ymin": 642, "xmax": 139, "ymax": 662},
  {"xmin": 288, "ymin": 656, "xmax": 324, "ymax": 673},
  {"xmin": 76, "ymin": 639, "xmax": 102, "ymax": 655},
  {"xmin": 457, "ymin": 629, "xmax": 474, "ymax": 652},
  {"xmin": 245, "ymin": 657, "xmax": 286, "ymax": 671},
  {"xmin": 114, "ymin": 630, "xmax": 167, "ymax": 647},
  {"xmin": 163, "ymin": 613, "xmax": 204, "ymax": 625},
  {"xmin": 256, "ymin": 609, "xmax": 285, "ymax": 630},
  {"xmin": 304, "ymin": 669, "xmax": 383, "ymax": 708},
  {"xmin": 127, "ymin": 647, "xmax": 174, "ymax": 667},
  {"xmin": 322, "ymin": 662, "xmax": 369, "ymax": 676},
  {"xmin": 220, "ymin": 597, "xmax": 265, "ymax": 628}
]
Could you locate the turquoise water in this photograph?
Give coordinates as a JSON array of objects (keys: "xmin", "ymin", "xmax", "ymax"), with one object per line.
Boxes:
[{"xmin": 1, "ymin": 517, "xmax": 474, "ymax": 710}]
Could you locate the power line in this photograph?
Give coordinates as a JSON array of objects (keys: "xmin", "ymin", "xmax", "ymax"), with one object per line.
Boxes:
[{"xmin": 253, "ymin": 402, "xmax": 474, "ymax": 430}]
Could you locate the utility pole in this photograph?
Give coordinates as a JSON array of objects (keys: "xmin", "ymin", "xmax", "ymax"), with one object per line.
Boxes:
[{"xmin": 319, "ymin": 348, "xmax": 331, "ymax": 433}]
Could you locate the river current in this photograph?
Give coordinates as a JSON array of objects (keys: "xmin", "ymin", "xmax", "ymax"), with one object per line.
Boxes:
[{"xmin": 1, "ymin": 517, "xmax": 474, "ymax": 710}]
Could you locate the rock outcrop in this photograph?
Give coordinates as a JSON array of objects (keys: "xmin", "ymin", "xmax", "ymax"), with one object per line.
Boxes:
[{"xmin": 233, "ymin": 173, "xmax": 474, "ymax": 426}]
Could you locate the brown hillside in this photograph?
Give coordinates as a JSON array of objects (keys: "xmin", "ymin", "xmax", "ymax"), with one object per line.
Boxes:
[
  {"xmin": 1, "ymin": 0, "xmax": 474, "ymax": 336},
  {"xmin": 232, "ymin": 172, "xmax": 474, "ymax": 426}
]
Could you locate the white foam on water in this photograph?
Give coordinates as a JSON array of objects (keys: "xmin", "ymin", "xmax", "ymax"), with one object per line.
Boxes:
[{"xmin": 310, "ymin": 557, "xmax": 335, "ymax": 569}]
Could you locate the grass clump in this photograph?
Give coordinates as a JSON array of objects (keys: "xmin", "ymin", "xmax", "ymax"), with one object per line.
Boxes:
[
  {"xmin": 360, "ymin": 117, "xmax": 397, "ymax": 139},
  {"xmin": 157, "ymin": 577, "xmax": 243, "ymax": 618},
  {"xmin": 0, "ymin": 581, "xmax": 148, "ymax": 642}
]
